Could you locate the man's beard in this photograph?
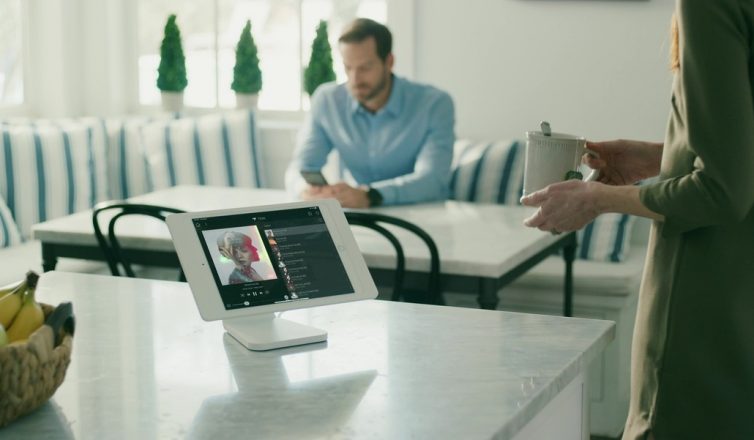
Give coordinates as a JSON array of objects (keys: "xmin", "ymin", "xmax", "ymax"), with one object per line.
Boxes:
[{"xmin": 356, "ymin": 69, "xmax": 390, "ymax": 102}]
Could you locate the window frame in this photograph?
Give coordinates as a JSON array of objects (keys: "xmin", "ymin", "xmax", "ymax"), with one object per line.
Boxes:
[
  {"xmin": 0, "ymin": 0, "xmax": 31, "ymax": 116},
  {"xmin": 128, "ymin": 0, "xmax": 413, "ymax": 121}
]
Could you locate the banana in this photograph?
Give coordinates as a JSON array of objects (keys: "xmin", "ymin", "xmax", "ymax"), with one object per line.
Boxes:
[
  {"xmin": 0, "ymin": 280, "xmax": 26, "ymax": 328},
  {"xmin": 0, "ymin": 280, "xmax": 23, "ymax": 299},
  {"xmin": 6, "ymin": 272, "xmax": 43, "ymax": 343},
  {"xmin": 0, "ymin": 323, "xmax": 7, "ymax": 347}
]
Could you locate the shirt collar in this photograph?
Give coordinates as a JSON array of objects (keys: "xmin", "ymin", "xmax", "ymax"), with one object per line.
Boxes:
[{"xmin": 350, "ymin": 74, "xmax": 403, "ymax": 117}]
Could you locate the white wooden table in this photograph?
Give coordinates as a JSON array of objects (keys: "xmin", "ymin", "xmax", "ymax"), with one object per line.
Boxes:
[
  {"xmin": 2, "ymin": 272, "xmax": 614, "ymax": 439},
  {"xmin": 31, "ymin": 186, "xmax": 578, "ymax": 313}
]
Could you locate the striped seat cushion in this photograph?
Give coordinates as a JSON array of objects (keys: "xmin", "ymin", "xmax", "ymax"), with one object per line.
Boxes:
[
  {"xmin": 140, "ymin": 111, "xmax": 263, "ymax": 190},
  {"xmin": 1, "ymin": 117, "xmax": 109, "ymax": 202},
  {"xmin": 0, "ymin": 195, "xmax": 21, "ymax": 248},
  {"xmin": 103, "ymin": 114, "xmax": 179, "ymax": 199},
  {"xmin": 576, "ymin": 213, "xmax": 635, "ymax": 262},
  {"xmin": 450, "ymin": 139, "xmax": 525, "ymax": 204},
  {"xmin": 0, "ymin": 122, "xmax": 108, "ymax": 239},
  {"xmin": 450, "ymin": 139, "xmax": 635, "ymax": 263}
]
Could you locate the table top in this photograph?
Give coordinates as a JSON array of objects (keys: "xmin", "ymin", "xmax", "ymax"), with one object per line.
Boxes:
[
  {"xmin": 31, "ymin": 186, "xmax": 568, "ymax": 278},
  {"xmin": 4, "ymin": 271, "xmax": 613, "ymax": 439}
]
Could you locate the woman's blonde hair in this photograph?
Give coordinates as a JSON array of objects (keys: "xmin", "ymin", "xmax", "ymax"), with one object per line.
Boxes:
[{"xmin": 670, "ymin": 14, "xmax": 680, "ymax": 71}]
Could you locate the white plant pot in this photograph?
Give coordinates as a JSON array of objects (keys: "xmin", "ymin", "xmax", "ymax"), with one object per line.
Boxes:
[
  {"xmin": 235, "ymin": 93, "xmax": 259, "ymax": 110},
  {"xmin": 161, "ymin": 91, "xmax": 184, "ymax": 112}
]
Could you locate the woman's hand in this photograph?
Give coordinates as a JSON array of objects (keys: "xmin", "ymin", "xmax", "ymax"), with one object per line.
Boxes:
[
  {"xmin": 584, "ymin": 140, "xmax": 663, "ymax": 185},
  {"xmin": 520, "ymin": 180, "xmax": 604, "ymax": 233}
]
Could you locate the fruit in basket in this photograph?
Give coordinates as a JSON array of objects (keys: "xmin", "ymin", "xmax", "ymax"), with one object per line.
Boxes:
[
  {"xmin": 0, "ymin": 280, "xmax": 22, "ymax": 298},
  {"xmin": 6, "ymin": 271, "xmax": 44, "ymax": 343},
  {"xmin": 0, "ymin": 279, "xmax": 26, "ymax": 328}
]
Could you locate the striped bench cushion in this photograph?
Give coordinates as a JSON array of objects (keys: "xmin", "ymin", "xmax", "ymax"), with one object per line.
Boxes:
[
  {"xmin": 450, "ymin": 139, "xmax": 635, "ymax": 263},
  {"xmin": 577, "ymin": 213, "xmax": 635, "ymax": 262},
  {"xmin": 0, "ymin": 122, "xmax": 108, "ymax": 239},
  {"xmin": 141, "ymin": 111, "xmax": 263, "ymax": 190},
  {"xmin": 450, "ymin": 139, "xmax": 525, "ymax": 205},
  {"xmin": 0, "ymin": 195, "xmax": 21, "ymax": 248},
  {"xmin": 103, "ymin": 114, "xmax": 179, "ymax": 199},
  {"xmin": 1, "ymin": 117, "xmax": 109, "ymax": 201}
]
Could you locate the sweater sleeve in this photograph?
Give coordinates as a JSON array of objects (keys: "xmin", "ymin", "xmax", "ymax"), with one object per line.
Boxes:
[{"xmin": 640, "ymin": 0, "xmax": 754, "ymax": 236}]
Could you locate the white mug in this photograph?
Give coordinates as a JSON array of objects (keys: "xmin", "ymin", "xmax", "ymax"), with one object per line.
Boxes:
[{"xmin": 522, "ymin": 130, "xmax": 599, "ymax": 196}]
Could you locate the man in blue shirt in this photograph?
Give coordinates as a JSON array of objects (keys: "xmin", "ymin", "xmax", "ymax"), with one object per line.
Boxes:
[{"xmin": 286, "ymin": 18, "xmax": 455, "ymax": 208}]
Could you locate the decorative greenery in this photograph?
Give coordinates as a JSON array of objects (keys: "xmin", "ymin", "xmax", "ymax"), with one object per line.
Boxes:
[
  {"xmin": 232, "ymin": 20, "xmax": 262, "ymax": 94},
  {"xmin": 303, "ymin": 20, "xmax": 336, "ymax": 96},
  {"xmin": 157, "ymin": 14, "xmax": 188, "ymax": 92}
]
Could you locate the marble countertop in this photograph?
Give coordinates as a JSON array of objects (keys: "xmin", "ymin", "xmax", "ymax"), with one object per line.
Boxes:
[{"xmin": 3, "ymin": 271, "xmax": 614, "ymax": 439}]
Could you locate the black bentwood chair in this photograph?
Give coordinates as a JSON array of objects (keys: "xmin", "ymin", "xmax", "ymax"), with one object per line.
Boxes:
[
  {"xmin": 345, "ymin": 211, "xmax": 443, "ymax": 305},
  {"xmin": 92, "ymin": 202, "xmax": 186, "ymax": 280}
]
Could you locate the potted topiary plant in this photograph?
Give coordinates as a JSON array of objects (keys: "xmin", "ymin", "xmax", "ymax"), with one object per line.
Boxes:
[
  {"xmin": 157, "ymin": 14, "xmax": 188, "ymax": 112},
  {"xmin": 303, "ymin": 20, "xmax": 336, "ymax": 97},
  {"xmin": 232, "ymin": 20, "xmax": 262, "ymax": 109}
]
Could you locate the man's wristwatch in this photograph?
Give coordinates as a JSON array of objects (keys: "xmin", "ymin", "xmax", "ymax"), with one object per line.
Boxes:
[{"xmin": 366, "ymin": 187, "xmax": 383, "ymax": 207}]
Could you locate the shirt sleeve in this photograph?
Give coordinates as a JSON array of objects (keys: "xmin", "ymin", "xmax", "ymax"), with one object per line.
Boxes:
[
  {"xmin": 639, "ymin": 0, "xmax": 754, "ymax": 236},
  {"xmin": 370, "ymin": 92, "xmax": 456, "ymax": 205},
  {"xmin": 284, "ymin": 88, "xmax": 335, "ymax": 197}
]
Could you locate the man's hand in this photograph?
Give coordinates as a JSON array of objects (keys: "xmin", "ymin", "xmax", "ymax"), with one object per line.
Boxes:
[
  {"xmin": 301, "ymin": 185, "xmax": 336, "ymax": 200},
  {"xmin": 301, "ymin": 183, "xmax": 371, "ymax": 208},
  {"xmin": 330, "ymin": 183, "xmax": 370, "ymax": 208}
]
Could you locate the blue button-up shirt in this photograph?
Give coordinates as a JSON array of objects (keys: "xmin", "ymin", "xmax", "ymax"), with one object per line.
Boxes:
[{"xmin": 286, "ymin": 75, "xmax": 455, "ymax": 205}]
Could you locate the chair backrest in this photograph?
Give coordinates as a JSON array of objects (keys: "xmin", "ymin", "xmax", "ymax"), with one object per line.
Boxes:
[
  {"xmin": 344, "ymin": 211, "xmax": 443, "ymax": 305},
  {"xmin": 92, "ymin": 202, "xmax": 186, "ymax": 279}
]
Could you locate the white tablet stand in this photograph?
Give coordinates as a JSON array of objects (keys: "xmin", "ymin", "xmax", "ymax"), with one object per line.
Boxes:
[{"xmin": 222, "ymin": 314, "xmax": 327, "ymax": 351}]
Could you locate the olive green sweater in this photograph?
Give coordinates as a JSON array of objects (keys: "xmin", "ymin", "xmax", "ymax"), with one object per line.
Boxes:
[{"xmin": 624, "ymin": 0, "xmax": 754, "ymax": 438}]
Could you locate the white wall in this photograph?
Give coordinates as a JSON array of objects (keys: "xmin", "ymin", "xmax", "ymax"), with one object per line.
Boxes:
[{"xmin": 413, "ymin": 0, "xmax": 676, "ymax": 142}]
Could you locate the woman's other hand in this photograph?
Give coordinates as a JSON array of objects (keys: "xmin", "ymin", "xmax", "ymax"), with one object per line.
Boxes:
[
  {"xmin": 584, "ymin": 140, "xmax": 663, "ymax": 185},
  {"xmin": 520, "ymin": 180, "xmax": 604, "ymax": 233}
]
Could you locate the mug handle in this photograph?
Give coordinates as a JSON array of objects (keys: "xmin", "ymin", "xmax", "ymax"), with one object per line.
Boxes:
[{"xmin": 583, "ymin": 148, "xmax": 600, "ymax": 182}]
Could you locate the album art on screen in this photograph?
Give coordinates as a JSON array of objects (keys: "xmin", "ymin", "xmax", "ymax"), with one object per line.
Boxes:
[{"xmin": 202, "ymin": 225, "xmax": 278, "ymax": 286}]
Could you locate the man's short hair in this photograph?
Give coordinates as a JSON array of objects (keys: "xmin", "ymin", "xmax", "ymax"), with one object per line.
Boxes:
[{"xmin": 338, "ymin": 18, "xmax": 392, "ymax": 61}]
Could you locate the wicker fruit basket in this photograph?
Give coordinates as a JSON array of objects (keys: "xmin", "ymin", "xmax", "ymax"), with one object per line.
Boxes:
[{"xmin": 0, "ymin": 303, "xmax": 74, "ymax": 427}]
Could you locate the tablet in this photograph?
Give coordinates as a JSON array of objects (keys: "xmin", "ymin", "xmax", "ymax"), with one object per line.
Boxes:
[{"xmin": 166, "ymin": 199, "xmax": 378, "ymax": 350}]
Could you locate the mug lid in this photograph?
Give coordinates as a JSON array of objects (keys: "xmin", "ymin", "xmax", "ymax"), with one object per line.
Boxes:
[{"xmin": 526, "ymin": 131, "xmax": 585, "ymax": 142}]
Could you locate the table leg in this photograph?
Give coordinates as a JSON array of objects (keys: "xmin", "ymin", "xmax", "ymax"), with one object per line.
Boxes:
[
  {"xmin": 41, "ymin": 243, "xmax": 59, "ymax": 272},
  {"xmin": 562, "ymin": 239, "xmax": 576, "ymax": 317},
  {"xmin": 478, "ymin": 278, "xmax": 499, "ymax": 310}
]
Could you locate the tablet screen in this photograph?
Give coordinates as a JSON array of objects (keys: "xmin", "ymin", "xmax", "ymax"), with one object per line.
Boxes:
[{"xmin": 192, "ymin": 206, "xmax": 354, "ymax": 310}]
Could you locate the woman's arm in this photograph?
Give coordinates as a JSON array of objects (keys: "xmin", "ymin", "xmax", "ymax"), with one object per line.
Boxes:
[
  {"xmin": 597, "ymin": 185, "xmax": 664, "ymax": 221},
  {"xmin": 521, "ymin": 180, "xmax": 663, "ymax": 233},
  {"xmin": 640, "ymin": 0, "xmax": 754, "ymax": 236}
]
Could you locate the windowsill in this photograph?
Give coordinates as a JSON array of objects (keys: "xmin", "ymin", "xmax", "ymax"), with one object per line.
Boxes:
[
  {"xmin": 134, "ymin": 104, "xmax": 306, "ymax": 129},
  {"xmin": 0, "ymin": 104, "xmax": 31, "ymax": 118}
]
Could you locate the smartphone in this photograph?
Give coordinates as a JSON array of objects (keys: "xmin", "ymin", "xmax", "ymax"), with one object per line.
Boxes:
[{"xmin": 300, "ymin": 170, "xmax": 329, "ymax": 186}]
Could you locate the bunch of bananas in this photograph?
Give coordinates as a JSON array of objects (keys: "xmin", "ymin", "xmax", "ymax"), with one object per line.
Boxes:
[{"xmin": 0, "ymin": 271, "xmax": 44, "ymax": 347}]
